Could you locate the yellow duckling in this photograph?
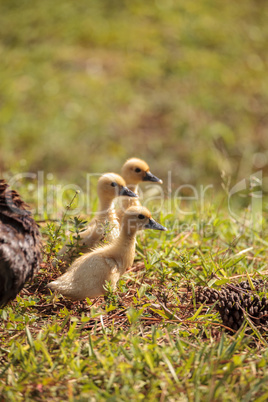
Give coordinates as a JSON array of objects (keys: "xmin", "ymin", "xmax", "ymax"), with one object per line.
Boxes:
[
  {"xmin": 57, "ymin": 173, "xmax": 137, "ymax": 263},
  {"xmin": 47, "ymin": 206, "xmax": 167, "ymax": 300},
  {"xmin": 118, "ymin": 158, "xmax": 163, "ymax": 222}
]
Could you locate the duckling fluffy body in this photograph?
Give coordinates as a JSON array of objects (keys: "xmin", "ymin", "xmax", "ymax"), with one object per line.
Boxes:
[
  {"xmin": 48, "ymin": 206, "xmax": 167, "ymax": 300},
  {"xmin": 118, "ymin": 158, "xmax": 162, "ymax": 222},
  {"xmin": 57, "ymin": 173, "xmax": 136, "ymax": 263}
]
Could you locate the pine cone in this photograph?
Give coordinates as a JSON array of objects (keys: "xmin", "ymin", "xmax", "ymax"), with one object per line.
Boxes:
[
  {"xmin": 238, "ymin": 279, "xmax": 265, "ymax": 291},
  {"xmin": 195, "ymin": 280, "xmax": 268, "ymax": 332},
  {"xmin": 217, "ymin": 289, "xmax": 244, "ymax": 330},
  {"xmin": 195, "ymin": 287, "xmax": 220, "ymax": 304}
]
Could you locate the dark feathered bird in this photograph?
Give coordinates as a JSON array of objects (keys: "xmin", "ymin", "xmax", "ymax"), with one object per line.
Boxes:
[{"xmin": 0, "ymin": 180, "xmax": 42, "ymax": 307}]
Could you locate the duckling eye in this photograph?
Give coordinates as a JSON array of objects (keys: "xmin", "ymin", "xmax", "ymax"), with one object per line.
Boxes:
[
  {"xmin": 135, "ymin": 168, "xmax": 141, "ymax": 173},
  {"xmin": 111, "ymin": 182, "xmax": 117, "ymax": 187},
  {"xmin": 138, "ymin": 214, "xmax": 145, "ymax": 219}
]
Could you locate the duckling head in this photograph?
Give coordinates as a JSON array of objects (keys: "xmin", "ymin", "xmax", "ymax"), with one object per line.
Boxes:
[
  {"xmin": 121, "ymin": 158, "xmax": 163, "ymax": 186},
  {"xmin": 122, "ymin": 206, "xmax": 167, "ymax": 234},
  {"xmin": 97, "ymin": 173, "xmax": 137, "ymax": 202}
]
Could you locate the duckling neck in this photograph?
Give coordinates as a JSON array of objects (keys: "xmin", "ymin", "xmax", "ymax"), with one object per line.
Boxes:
[
  {"xmin": 97, "ymin": 198, "xmax": 115, "ymax": 221},
  {"xmin": 119, "ymin": 227, "xmax": 137, "ymax": 243},
  {"xmin": 126, "ymin": 184, "xmax": 138, "ymax": 193},
  {"xmin": 112, "ymin": 228, "xmax": 137, "ymax": 274},
  {"xmin": 119, "ymin": 184, "xmax": 139, "ymax": 212}
]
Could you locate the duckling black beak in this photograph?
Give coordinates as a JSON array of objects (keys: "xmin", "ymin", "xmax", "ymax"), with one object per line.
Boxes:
[
  {"xmin": 120, "ymin": 186, "xmax": 138, "ymax": 198},
  {"xmin": 145, "ymin": 218, "xmax": 167, "ymax": 231},
  {"xmin": 143, "ymin": 171, "xmax": 163, "ymax": 184}
]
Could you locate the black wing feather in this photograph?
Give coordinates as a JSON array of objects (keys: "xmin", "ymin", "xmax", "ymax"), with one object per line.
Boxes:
[{"xmin": 0, "ymin": 180, "xmax": 42, "ymax": 307}]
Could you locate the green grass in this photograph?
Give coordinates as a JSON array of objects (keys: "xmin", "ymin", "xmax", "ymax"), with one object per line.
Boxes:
[{"xmin": 1, "ymin": 195, "xmax": 268, "ymax": 401}]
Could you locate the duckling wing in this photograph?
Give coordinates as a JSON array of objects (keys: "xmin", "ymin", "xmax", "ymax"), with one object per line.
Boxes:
[
  {"xmin": 47, "ymin": 253, "xmax": 120, "ymax": 300},
  {"xmin": 78, "ymin": 219, "xmax": 103, "ymax": 247}
]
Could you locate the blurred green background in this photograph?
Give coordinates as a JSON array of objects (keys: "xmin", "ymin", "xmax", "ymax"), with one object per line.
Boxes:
[{"xmin": 0, "ymin": 0, "xmax": 268, "ymax": 188}]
